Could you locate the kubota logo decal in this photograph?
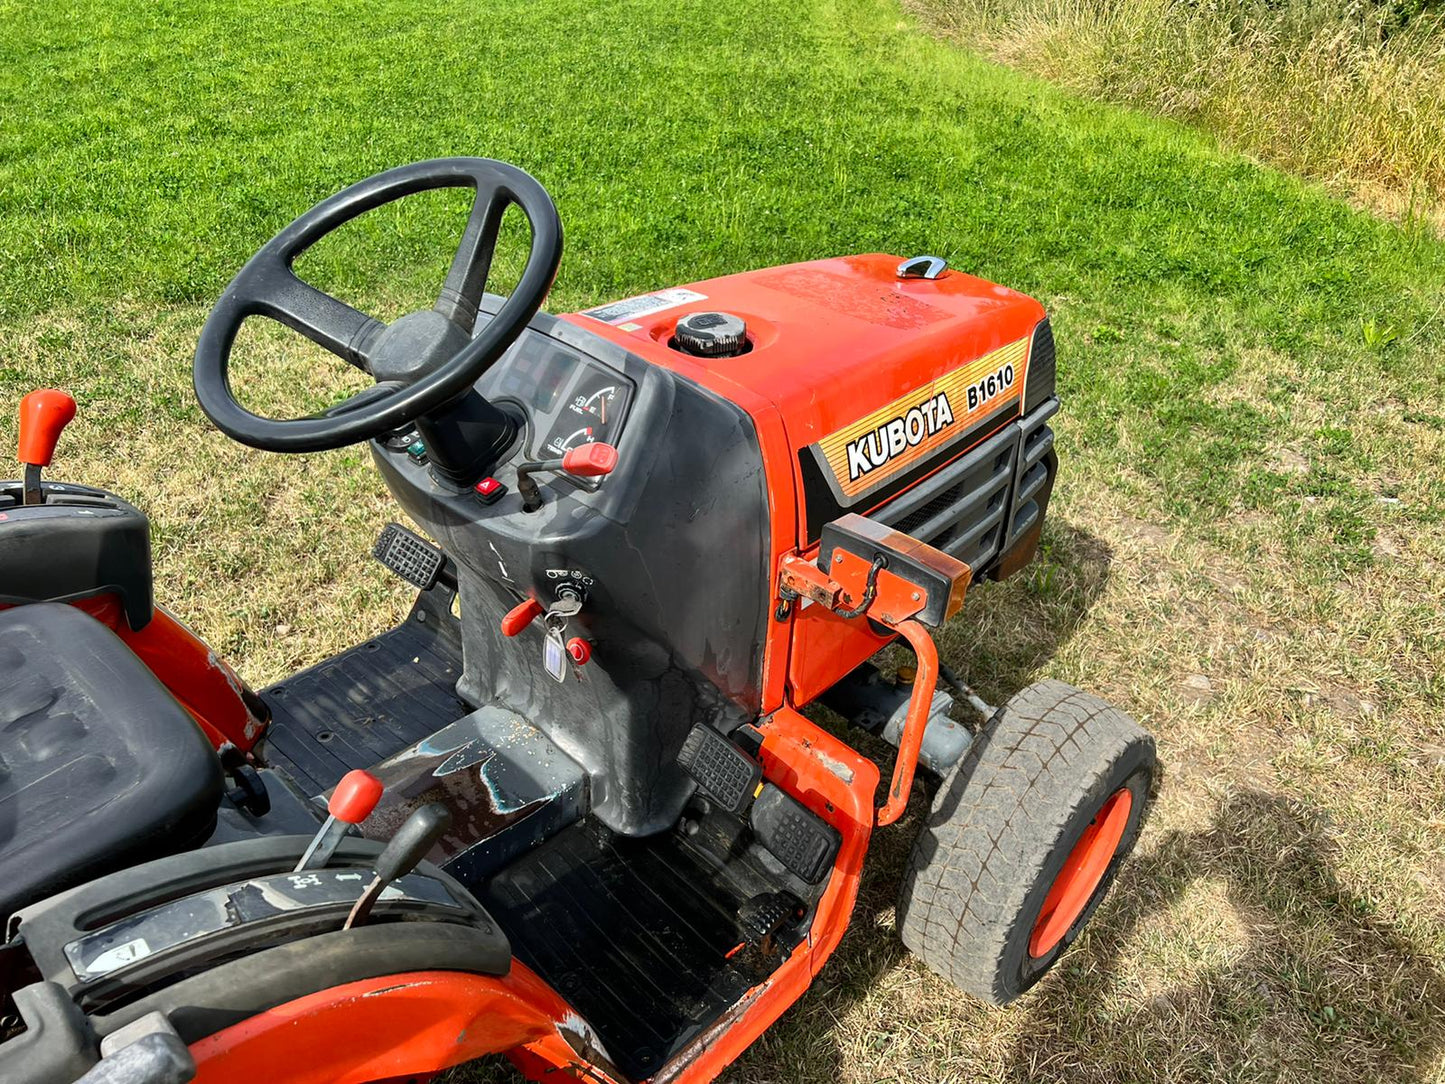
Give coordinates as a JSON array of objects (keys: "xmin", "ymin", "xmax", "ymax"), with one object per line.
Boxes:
[
  {"xmin": 845, "ymin": 393, "xmax": 955, "ymax": 481},
  {"xmin": 809, "ymin": 334, "xmax": 1031, "ymax": 502}
]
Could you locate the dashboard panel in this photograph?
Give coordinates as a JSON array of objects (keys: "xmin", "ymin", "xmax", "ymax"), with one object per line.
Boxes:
[{"xmin": 489, "ymin": 337, "xmax": 635, "ymax": 459}]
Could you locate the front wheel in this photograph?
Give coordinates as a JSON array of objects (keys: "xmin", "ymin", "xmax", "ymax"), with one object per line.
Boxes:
[{"xmin": 896, "ymin": 679, "xmax": 1156, "ymax": 1004}]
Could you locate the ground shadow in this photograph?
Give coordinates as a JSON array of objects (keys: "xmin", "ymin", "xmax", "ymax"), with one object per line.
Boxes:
[
  {"xmin": 994, "ymin": 789, "xmax": 1445, "ymax": 1082},
  {"xmin": 932, "ymin": 517, "xmax": 1116, "ymax": 705},
  {"xmin": 735, "ymin": 787, "xmax": 1445, "ymax": 1083}
]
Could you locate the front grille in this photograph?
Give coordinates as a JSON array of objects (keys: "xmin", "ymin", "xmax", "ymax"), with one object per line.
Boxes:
[
  {"xmin": 1024, "ymin": 318, "xmax": 1055, "ymax": 414},
  {"xmin": 870, "ymin": 397, "xmax": 1060, "ymax": 577},
  {"xmin": 872, "ymin": 425, "xmax": 1017, "ymax": 569}
]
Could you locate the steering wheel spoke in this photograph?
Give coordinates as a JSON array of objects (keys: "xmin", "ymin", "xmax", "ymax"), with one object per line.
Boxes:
[
  {"xmin": 252, "ymin": 270, "xmax": 386, "ymax": 372},
  {"xmin": 435, "ymin": 187, "xmax": 509, "ymax": 333}
]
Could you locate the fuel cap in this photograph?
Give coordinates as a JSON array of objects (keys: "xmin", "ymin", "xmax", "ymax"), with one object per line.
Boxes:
[{"xmin": 672, "ymin": 311, "xmax": 750, "ymax": 358}]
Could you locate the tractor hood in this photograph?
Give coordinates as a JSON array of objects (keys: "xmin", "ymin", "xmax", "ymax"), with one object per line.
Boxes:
[{"xmin": 563, "ymin": 254, "xmax": 1051, "ymax": 542}]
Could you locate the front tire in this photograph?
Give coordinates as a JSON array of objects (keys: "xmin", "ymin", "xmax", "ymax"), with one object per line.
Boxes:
[{"xmin": 896, "ymin": 679, "xmax": 1155, "ymax": 1004}]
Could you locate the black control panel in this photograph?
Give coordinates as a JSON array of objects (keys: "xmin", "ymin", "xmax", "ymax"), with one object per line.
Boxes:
[{"xmin": 488, "ymin": 339, "xmax": 635, "ymax": 459}]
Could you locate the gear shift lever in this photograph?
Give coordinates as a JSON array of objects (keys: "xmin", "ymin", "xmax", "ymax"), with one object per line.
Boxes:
[
  {"xmin": 295, "ymin": 769, "xmax": 384, "ymax": 871},
  {"xmin": 17, "ymin": 389, "xmax": 77, "ymax": 505},
  {"xmin": 344, "ymin": 802, "xmax": 452, "ymax": 929}
]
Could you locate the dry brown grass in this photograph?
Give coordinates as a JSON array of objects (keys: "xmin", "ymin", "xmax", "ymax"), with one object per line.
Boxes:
[
  {"xmin": 2, "ymin": 301, "xmax": 1442, "ymax": 1082},
  {"xmin": 908, "ymin": 0, "xmax": 1445, "ymax": 225}
]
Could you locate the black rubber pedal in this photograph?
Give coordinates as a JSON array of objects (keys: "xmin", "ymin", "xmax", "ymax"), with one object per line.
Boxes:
[
  {"xmin": 677, "ymin": 724, "xmax": 763, "ymax": 814},
  {"xmin": 738, "ymin": 890, "xmax": 802, "ymax": 945},
  {"xmin": 373, "ymin": 523, "xmax": 444, "ymax": 590},
  {"xmin": 749, "ymin": 785, "xmax": 840, "ymax": 884}
]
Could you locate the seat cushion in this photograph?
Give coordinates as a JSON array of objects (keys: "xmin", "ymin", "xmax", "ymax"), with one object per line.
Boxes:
[{"xmin": 0, "ymin": 603, "xmax": 224, "ymax": 918}]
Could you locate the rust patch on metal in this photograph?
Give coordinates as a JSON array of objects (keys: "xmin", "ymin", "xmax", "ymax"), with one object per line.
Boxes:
[{"xmin": 650, "ymin": 981, "xmax": 770, "ymax": 1084}]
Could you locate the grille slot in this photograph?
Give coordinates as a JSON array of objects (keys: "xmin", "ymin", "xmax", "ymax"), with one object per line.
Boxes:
[
  {"xmin": 872, "ymin": 425, "xmax": 1017, "ymax": 570},
  {"xmin": 1024, "ymin": 318, "xmax": 1055, "ymax": 414}
]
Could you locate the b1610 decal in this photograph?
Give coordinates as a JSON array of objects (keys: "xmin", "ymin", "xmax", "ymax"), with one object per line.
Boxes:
[{"xmin": 809, "ymin": 334, "xmax": 1031, "ymax": 503}]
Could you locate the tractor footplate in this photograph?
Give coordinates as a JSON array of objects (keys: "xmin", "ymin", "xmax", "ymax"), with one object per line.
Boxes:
[
  {"xmin": 259, "ymin": 578, "xmax": 465, "ymax": 797},
  {"xmin": 748, "ymin": 785, "xmax": 840, "ymax": 884},
  {"xmin": 677, "ymin": 724, "xmax": 763, "ymax": 814},
  {"xmin": 373, "ymin": 522, "xmax": 445, "ymax": 590}
]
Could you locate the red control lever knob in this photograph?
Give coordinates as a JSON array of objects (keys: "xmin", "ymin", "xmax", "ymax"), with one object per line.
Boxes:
[
  {"xmin": 566, "ymin": 637, "xmax": 592, "ymax": 665},
  {"xmin": 328, "ymin": 769, "xmax": 384, "ymax": 824},
  {"xmin": 561, "ymin": 442, "xmax": 618, "ymax": 478},
  {"xmin": 500, "ymin": 597, "xmax": 545, "ymax": 637},
  {"xmin": 18, "ymin": 389, "xmax": 77, "ymax": 467}
]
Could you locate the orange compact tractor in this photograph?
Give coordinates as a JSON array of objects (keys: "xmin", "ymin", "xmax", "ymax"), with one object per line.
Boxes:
[{"xmin": 0, "ymin": 159, "xmax": 1155, "ymax": 1084}]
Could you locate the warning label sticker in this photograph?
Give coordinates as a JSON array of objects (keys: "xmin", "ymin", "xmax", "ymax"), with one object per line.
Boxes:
[{"xmin": 581, "ymin": 288, "xmax": 707, "ymax": 325}]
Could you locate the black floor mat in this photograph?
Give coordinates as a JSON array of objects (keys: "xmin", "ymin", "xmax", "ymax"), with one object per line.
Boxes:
[
  {"xmin": 258, "ymin": 583, "xmax": 467, "ymax": 796},
  {"xmin": 481, "ymin": 818, "xmax": 776, "ymax": 1081}
]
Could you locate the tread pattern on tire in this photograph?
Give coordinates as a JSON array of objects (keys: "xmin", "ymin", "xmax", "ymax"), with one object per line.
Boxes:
[{"xmin": 897, "ymin": 678, "xmax": 1153, "ymax": 1004}]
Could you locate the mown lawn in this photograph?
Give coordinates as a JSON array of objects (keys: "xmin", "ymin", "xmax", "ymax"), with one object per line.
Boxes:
[{"xmin": 2, "ymin": 0, "xmax": 1443, "ymax": 1081}]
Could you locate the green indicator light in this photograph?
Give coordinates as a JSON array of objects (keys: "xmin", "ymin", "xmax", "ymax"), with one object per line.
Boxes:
[{"xmin": 407, "ymin": 441, "xmax": 426, "ymax": 458}]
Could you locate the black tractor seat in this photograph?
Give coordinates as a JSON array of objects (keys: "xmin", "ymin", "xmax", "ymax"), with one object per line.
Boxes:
[{"xmin": 0, "ymin": 603, "xmax": 224, "ymax": 919}]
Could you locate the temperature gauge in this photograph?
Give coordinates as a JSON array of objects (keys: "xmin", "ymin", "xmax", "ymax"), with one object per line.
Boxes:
[{"xmin": 550, "ymin": 425, "xmax": 597, "ymax": 454}]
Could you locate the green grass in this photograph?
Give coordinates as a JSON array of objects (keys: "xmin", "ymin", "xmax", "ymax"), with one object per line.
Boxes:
[{"xmin": 2, "ymin": 0, "xmax": 1443, "ymax": 1081}]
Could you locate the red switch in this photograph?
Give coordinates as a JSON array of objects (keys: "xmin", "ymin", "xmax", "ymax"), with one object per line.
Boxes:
[
  {"xmin": 500, "ymin": 597, "xmax": 545, "ymax": 637},
  {"xmin": 566, "ymin": 637, "xmax": 592, "ymax": 665},
  {"xmin": 328, "ymin": 769, "xmax": 385, "ymax": 824},
  {"xmin": 561, "ymin": 442, "xmax": 618, "ymax": 478},
  {"xmin": 18, "ymin": 389, "xmax": 76, "ymax": 467},
  {"xmin": 474, "ymin": 477, "xmax": 506, "ymax": 505}
]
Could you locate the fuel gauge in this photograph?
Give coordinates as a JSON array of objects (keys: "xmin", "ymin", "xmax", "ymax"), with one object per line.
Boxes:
[
  {"xmin": 577, "ymin": 385, "xmax": 619, "ymax": 424},
  {"xmin": 544, "ymin": 372, "xmax": 631, "ymax": 457}
]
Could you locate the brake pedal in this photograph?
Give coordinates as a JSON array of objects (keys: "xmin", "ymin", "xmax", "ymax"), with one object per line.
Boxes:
[
  {"xmin": 737, "ymin": 890, "xmax": 802, "ymax": 946},
  {"xmin": 749, "ymin": 785, "xmax": 840, "ymax": 884},
  {"xmin": 373, "ymin": 523, "xmax": 444, "ymax": 590},
  {"xmin": 677, "ymin": 724, "xmax": 763, "ymax": 814}
]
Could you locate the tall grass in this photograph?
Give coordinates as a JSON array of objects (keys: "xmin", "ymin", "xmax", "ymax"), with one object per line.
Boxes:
[{"xmin": 913, "ymin": 0, "xmax": 1445, "ymax": 219}]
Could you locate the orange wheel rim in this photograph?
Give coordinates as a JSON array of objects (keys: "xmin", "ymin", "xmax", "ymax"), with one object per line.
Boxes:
[{"xmin": 1029, "ymin": 787, "xmax": 1132, "ymax": 958}]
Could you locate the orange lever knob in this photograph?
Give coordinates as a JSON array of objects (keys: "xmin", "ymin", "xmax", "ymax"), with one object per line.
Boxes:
[
  {"xmin": 500, "ymin": 597, "xmax": 545, "ymax": 637},
  {"xmin": 561, "ymin": 442, "xmax": 618, "ymax": 478},
  {"xmin": 18, "ymin": 389, "xmax": 77, "ymax": 467},
  {"xmin": 328, "ymin": 769, "xmax": 384, "ymax": 824}
]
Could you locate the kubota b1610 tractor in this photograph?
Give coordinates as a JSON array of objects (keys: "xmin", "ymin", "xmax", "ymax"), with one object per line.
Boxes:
[{"xmin": 0, "ymin": 159, "xmax": 1155, "ymax": 1084}]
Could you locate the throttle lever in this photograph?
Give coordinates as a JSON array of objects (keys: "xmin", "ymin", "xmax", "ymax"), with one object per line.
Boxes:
[
  {"xmin": 17, "ymin": 389, "xmax": 77, "ymax": 505},
  {"xmin": 515, "ymin": 442, "xmax": 618, "ymax": 512}
]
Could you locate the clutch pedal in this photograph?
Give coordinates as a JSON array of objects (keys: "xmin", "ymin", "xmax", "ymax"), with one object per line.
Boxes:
[
  {"xmin": 749, "ymin": 785, "xmax": 840, "ymax": 884},
  {"xmin": 373, "ymin": 523, "xmax": 444, "ymax": 590},
  {"xmin": 677, "ymin": 724, "xmax": 763, "ymax": 815}
]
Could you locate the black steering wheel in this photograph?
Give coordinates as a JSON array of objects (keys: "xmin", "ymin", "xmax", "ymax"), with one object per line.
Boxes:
[{"xmin": 194, "ymin": 158, "xmax": 562, "ymax": 453}]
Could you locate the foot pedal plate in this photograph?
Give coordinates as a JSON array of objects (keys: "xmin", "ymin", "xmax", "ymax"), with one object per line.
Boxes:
[
  {"xmin": 373, "ymin": 522, "xmax": 444, "ymax": 590},
  {"xmin": 738, "ymin": 890, "xmax": 802, "ymax": 945},
  {"xmin": 750, "ymin": 785, "xmax": 840, "ymax": 884},
  {"xmin": 677, "ymin": 724, "xmax": 762, "ymax": 814}
]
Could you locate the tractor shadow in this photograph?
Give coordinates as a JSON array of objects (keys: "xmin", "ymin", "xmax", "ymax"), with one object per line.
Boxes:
[
  {"xmin": 996, "ymin": 788, "xmax": 1445, "ymax": 1082},
  {"xmin": 929, "ymin": 516, "xmax": 1115, "ymax": 704},
  {"xmin": 736, "ymin": 788, "xmax": 1445, "ymax": 1083}
]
